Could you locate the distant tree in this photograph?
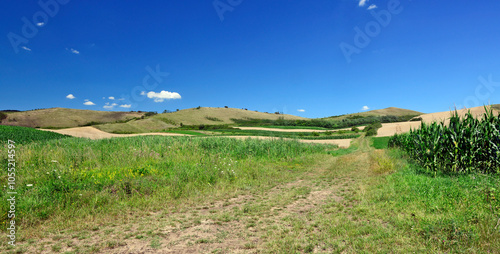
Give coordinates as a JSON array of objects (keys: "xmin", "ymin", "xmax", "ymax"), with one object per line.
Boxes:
[
  {"xmin": 144, "ymin": 111, "xmax": 157, "ymax": 117},
  {"xmin": 224, "ymin": 106, "xmax": 228, "ymax": 108},
  {"xmin": 176, "ymin": 109, "xmax": 179, "ymax": 111},
  {"xmin": 196, "ymin": 106, "xmax": 201, "ymax": 109}
]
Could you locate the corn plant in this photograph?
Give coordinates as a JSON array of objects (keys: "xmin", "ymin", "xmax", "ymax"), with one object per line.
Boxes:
[{"xmin": 389, "ymin": 107, "xmax": 500, "ymax": 174}]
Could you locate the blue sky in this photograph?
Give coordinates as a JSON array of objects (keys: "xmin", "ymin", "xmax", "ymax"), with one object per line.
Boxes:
[{"xmin": 2, "ymin": 0, "xmax": 500, "ymax": 118}]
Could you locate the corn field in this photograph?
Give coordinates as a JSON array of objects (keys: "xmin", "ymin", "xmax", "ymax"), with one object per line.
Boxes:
[{"xmin": 389, "ymin": 107, "xmax": 500, "ymax": 174}]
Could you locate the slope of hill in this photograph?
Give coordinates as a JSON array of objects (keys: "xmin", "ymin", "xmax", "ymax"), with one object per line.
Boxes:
[
  {"xmin": 323, "ymin": 107, "xmax": 422, "ymax": 120},
  {"xmin": 0, "ymin": 108, "xmax": 144, "ymax": 128},
  {"xmin": 417, "ymin": 105, "xmax": 500, "ymax": 123},
  {"xmin": 95, "ymin": 107, "xmax": 309, "ymax": 133},
  {"xmin": 376, "ymin": 105, "xmax": 500, "ymax": 137}
]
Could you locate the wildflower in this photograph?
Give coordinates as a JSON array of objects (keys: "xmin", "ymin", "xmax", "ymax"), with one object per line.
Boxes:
[
  {"xmin": 51, "ymin": 160, "xmax": 58, "ymax": 163},
  {"xmin": 26, "ymin": 184, "xmax": 33, "ymax": 187},
  {"xmin": 58, "ymin": 176, "xmax": 61, "ymax": 179}
]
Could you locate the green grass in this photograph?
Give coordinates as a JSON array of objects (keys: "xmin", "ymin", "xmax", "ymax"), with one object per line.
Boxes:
[
  {"xmin": 2, "ymin": 133, "xmax": 499, "ymax": 253},
  {"xmin": 162, "ymin": 130, "xmax": 207, "ymax": 136},
  {"xmin": 0, "ymin": 136, "xmax": 335, "ymax": 235},
  {"xmin": 360, "ymin": 149, "xmax": 500, "ymax": 252},
  {"xmin": 0, "ymin": 125, "xmax": 70, "ymax": 145},
  {"xmin": 371, "ymin": 136, "xmax": 390, "ymax": 149},
  {"xmin": 248, "ymin": 125, "xmax": 330, "ymax": 130}
]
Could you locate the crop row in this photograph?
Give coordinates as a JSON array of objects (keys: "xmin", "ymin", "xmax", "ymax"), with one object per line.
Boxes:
[{"xmin": 389, "ymin": 108, "xmax": 500, "ymax": 174}]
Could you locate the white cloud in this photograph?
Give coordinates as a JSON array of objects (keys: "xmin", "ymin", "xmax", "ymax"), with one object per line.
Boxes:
[
  {"xmin": 359, "ymin": 0, "xmax": 368, "ymax": 7},
  {"xmin": 146, "ymin": 90, "xmax": 181, "ymax": 102},
  {"xmin": 83, "ymin": 100, "xmax": 95, "ymax": 106},
  {"xmin": 109, "ymin": 96, "xmax": 115, "ymax": 100},
  {"xmin": 66, "ymin": 48, "xmax": 80, "ymax": 54},
  {"xmin": 117, "ymin": 98, "xmax": 125, "ymax": 100},
  {"xmin": 140, "ymin": 91, "xmax": 146, "ymax": 96},
  {"xmin": 367, "ymin": 4, "xmax": 377, "ymax": 10},
  {"xmin": 297, "ymin": 109, "xmax": 305, "ymax": 112},
  {"xmin": 21, "ymin": 46, "xmax": 31, "ymax": 51},
  {"xmin": 66, "ymin": 94, "xmax": 76, "ymax": 99},
  {"xmin": 362, "ymin": 106, "xmax": 370, "ymax": 111},
  {"xmin": 103, "ymin": 102, "xmax": 118, "ymax": 109},
  {"xmin": 120, "ymin": 104, "xmax": 131, "ymax": 108},
  {"xmin": 36, "ymin": 22, "xmax": 45, "ymax": 27}
]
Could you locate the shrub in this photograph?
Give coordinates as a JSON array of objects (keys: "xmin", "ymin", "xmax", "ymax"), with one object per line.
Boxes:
[
  {"xmin": 364, "ymin": 122, "xmax": 382, "ymax": 137},
  {"xmin": 144, "ymin": 111, "xmax": 157, "ymax": 117},
  {"xmin": 205, "ymin": 116, "xmax": 223, "ymax": 122},
  {"xmin": 0, "ymin": 112, "xmax": 7, "ymax": 121},
  {"xmin": 351, "ymin": 126, "xmax": 360, "ymax": 132}
]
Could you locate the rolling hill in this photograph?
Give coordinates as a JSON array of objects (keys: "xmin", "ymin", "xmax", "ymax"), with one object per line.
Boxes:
[
  {"xmin": 0, "ymin": 108, "xmax": 145, "ymax": 128},
  {"xmin": 95, "ymin": 107, "xmax": 309, "ymax": 133},
  {"xmin": 323, "ymin": 107, "xmax": 423, "ymax": 120}
]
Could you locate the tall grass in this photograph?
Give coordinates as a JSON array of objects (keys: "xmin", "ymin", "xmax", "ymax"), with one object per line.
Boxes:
[
  {"xmin": 0, "ymin": 136, "xmax": 333, "ymax": 230},
  {"xmin": 389, "ymin": 107, "xmax": 500, "ymax": 174}
]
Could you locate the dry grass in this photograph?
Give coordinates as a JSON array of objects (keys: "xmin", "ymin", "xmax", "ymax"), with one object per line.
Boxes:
[
  {"xmin": 95, "ymin": 107, "xmax": 309, "ymax": 133},
  {"xmin": 0, "ymin": 108, "xmax": 144, "ymax": 128},
  {"xmin": 324, "ymin": 107, "xmax": 422, "ymax": 120}
]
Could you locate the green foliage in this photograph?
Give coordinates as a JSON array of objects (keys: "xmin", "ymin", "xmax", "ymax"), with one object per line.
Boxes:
[
  {"xmin": 0, "ymin": 125, "xmax": 69, "ymax": 144},
  {"xmin": 389, "ymin": 107, "xmax": 500, "ymax": 174},
  {"xmin": 177, "ymin": 124, "xmax": 230, "ymax": 130},
  {"xmin": 371, "ymin": 136, "xmax": 390, "ymax": 149},
  {"xmin": 205, "ymin": 116, "xmax": 223, "ymax": 122},
  {"xmin": 159, "ymin": 118, "xmax": 177, "ymax": 125},
  {"xmin": 144, "ymin": 111, "xmax": 157, "ymax": 117},
  {"xmin": 212, "ymin": 128, "xmax": 359, "ymax": 140},
  {"xmin": 364, "ymin": 122, "xmax": 382, "ymax": 136},
  {"xmin": 232, "ymin": 114, "xmax": 414, "ymax": 130},
  {"xmin": 351, "ymin": 126, "xmax": 360, "ymax": 132}
]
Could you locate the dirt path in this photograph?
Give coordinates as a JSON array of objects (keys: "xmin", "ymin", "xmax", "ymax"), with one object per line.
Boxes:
[{"xmin": 27, "ymin": 151, "xmax": 371, "ymax": 253}]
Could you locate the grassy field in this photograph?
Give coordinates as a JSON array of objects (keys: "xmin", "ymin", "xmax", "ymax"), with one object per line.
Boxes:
[
  {"xmin": 247, "ymin": 126, "xmax": 331, "ymax": 130},
  {"xmin": 210, "ymin": 128, "xmax": 361, "ymax": 140},
  {"xmin": 1, "ymin": 124, "xmax": 499, "ymax": 253}
]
